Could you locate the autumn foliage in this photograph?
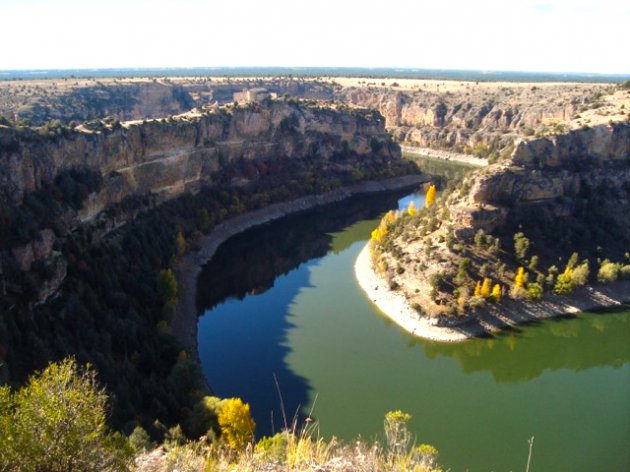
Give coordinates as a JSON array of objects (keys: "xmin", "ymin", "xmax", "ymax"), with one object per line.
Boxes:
[
  {"xmin": 217, "ymin": 397, "xmax": 256, "ymax": 450},
  {"xmin": 425, "ymin": 184, "xmax": 436, "ymax": 207}
]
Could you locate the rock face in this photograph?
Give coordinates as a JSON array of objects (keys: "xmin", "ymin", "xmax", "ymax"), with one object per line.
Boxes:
[
  {"xmin": 0, "ymin": 101, "xmax": 395, "ymax": 207},
  {"xmin": 464, "ymin": 124, "xmax": 630, "ymax": 214},
  {"xmin": 340, "ymin": 83, "xmax": 625, "ymax": 156},
  {"xmin": 0, "ymin": 101, "xmax": 399, "ymax": 304}
]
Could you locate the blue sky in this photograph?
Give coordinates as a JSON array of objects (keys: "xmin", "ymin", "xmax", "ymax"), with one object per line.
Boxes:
[{"xmin": 1, "ymin": 0, "xmax": 628, "ymax": 73}]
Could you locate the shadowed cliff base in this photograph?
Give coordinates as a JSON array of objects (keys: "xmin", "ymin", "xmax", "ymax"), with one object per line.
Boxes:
[{"xmin": 170, "ymin": 175, "xmax": 425, "ymax": 360}]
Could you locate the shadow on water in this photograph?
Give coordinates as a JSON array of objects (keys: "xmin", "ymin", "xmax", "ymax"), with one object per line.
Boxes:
[
  {"xmin": 196, "ymin": 189, "xmax": 412, "ymax": 436},
  {"xmin": 420, "ymin": 309, "xmax": 630, "ymax": 383}
]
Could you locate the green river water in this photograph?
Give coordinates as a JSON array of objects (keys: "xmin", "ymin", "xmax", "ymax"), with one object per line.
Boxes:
[{"xmin": 197, "ymin": 182, "xmax": 630, "ymax": 471}]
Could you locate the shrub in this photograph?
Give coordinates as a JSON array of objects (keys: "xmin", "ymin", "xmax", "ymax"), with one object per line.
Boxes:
[
  {"xmin": 526, "ymin": 282, "xmax": 544, "ymax": 300},
  {"xmin": 186, "ymin": 396, "xmax": 224, "ymax": 439},
  {"xmin": 571, "ymin": 261, "xmax": 590, "ymax": 286},
  {"xmin": 217, "ymin": 398, "xmax": 256, "ymax": 450},
  {"xmin": 0, "ymin": 358, "xmax": 132, "ymax": 472},
  {"xmin": 128, "ymin": 426, "xmax": 155, "ymax": 453},
  {"xmin": 554, "ymin": 270, "xmax": 574, "ymax": 295},
  {"xmin": 513, "ymin": 232, "xmax": 530, "ymax": 261},
  {"xmin": 597, "ymin": 260, "xmax": 619, "ymax": 283}
]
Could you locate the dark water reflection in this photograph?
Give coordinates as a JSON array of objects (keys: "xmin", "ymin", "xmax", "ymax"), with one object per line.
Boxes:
[
  {"xmin": 196, "ymin": 189, "xmax": 412, "ymax": 434},
  {"xmin": 196, "ymin": 178, "xmax": 630, "ymax": 471}
]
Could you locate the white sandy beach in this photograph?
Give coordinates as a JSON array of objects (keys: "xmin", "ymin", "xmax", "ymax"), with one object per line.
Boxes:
[
  {"xmin": 355, "ymin": 243, "xmax": 630, "ymax": 342},
  {"xmin": 354, "ymin": 244, "xmax": 471, "ymax": 342}
]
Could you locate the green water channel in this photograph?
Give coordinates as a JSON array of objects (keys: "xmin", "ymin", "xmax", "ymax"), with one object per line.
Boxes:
[{"xmin": 197, "ymin": 188, "xmax": 630, "ymax": 472}]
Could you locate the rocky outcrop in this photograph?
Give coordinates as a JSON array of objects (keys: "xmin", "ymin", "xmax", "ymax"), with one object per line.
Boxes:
[
  {"xmin": 480, "ymin": 124, "xmax": 628, "ymax": 209},
  {"xmin": 340, "ymin": 84, "xmax": 617, "ymax": 156},
  {"xmin": 367, "ymin": 122, "xmax": 630, "ymax": 327},
  {"xmin": 0, "ymin": 102, "xmax": 395, "ymax": 207},
  {"xmin": 0, "ymin": 101, "xmax": 399, "ymax": 304}
]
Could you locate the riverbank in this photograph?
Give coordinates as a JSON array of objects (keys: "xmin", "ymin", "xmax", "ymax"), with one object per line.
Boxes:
[
  {"xmin": 355, "ymin": 243, "xmax": 630, "ymax": 342},
  {"xmin": 400, "ymin": 145, "xmax": 488, "ymax": 167},
  {"xmin": 170, "ymin": 174, "xmax": 427, "ymax": 359}
]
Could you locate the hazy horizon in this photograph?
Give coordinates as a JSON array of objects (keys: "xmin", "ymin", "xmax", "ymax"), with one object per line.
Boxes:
[{"xmin": 1, "ymin": 0, "xmax": 628, "ymax": 75}]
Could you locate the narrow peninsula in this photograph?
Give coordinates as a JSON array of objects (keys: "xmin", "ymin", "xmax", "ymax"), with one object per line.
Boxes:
[{"xmin": 356, "ymin": 120, "xmax": 630, "ymax": 341}]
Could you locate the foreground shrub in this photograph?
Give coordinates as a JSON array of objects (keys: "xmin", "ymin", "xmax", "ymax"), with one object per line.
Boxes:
[
  {"xmin": 0, "ymin": 358, "xmax": 132, "ymax": 472},
  {"xmin": 217, "ymin": 397, "xmax": 256, "ymax": 450}
]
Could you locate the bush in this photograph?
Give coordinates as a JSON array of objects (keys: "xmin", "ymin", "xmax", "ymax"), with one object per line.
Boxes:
[
  {"xmin": 571, "ymin": 261, "xmax": 590, "ymax": 286},
  {"xmin": 0, "ymin": 358, "xmax": 132, "ymax": 472},
  {"xmin": 554, "ymin": 271, "xmax": 574, "ymax": 295},
  {"xmin": 513, "ymin": 232, "xmax": 530, "ymax": 261},
  {"xmin": 186, "ymin": 396, "xmax": 224, "ymax": 439},
  {"xmin": 217, "ymin": 398, "xmax": 256, "ymax": 450},
  {"xmin": 597, "ymin": 260, "xmax": 619, "ymax": 283},
  {"xmin": 526, "ymin": 282, "xmax": 544, "ymax": 300}
]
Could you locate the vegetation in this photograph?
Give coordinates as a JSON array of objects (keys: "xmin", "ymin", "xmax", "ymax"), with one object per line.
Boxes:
[
  {"xmin": 369, "ymin": 157, "xmax": 630, "ymax": 317},
  {"xmin": 0, "ymin": 358, "xmax": 132, "ymax": 471},
  {"xmin": 0, "ymin": 357, "xmax": 443, "ymax": 472},
  {"xmin": 0, "ymin": 118, "xmax": 413, "ymax": 435}
]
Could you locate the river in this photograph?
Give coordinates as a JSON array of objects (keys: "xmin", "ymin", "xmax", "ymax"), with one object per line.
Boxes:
[{"xmin": 196, "ymin": 169, "xmax": 630, "ymax": 471}]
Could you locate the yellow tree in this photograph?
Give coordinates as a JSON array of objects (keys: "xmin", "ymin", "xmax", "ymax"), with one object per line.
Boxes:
[
  {"xmin": 407, "ymin": 200, "xmax": 416, "ymax": 217},
  {"xmin": 474, "ymin": 280, "xmax": 482, "ymax": 296},
  {"xmin": 425, "ymin": 185, "xmax": 436, "ymax": 208},
  {"xmin": 480, "ymin": 278, "xmax": 491, "ymax": 297},
  {"xmin": 514, "ymin": 267, "xmax": 526, "ymax": 288},
  {"xmin": 492, "ymin": 284, "xmax": 502, "ymax": 301},
  {"xmin": 217, "ymin": 398, "xmax": 255, "ymax": 450}
]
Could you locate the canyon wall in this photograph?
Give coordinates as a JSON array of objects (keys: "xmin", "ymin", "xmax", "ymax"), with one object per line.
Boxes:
[{"xmin": 0, "ymin": 101, "xmax": 395, "ymax": 208}]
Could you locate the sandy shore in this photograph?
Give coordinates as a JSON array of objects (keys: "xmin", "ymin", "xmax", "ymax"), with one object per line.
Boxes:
[
  {"xmin": 170, "ymin": 175, "xmax": 428, "ymax": 360},
  {"xmin": 355, "ymin": 244, "xmax": 472, "ymax": 342},
  {"xmin": 400, "ymin": 145, "xmax": 488, "ymax": 167},
  {"xmin": 355, "ymin": 243, "xmax": 630, "ymax": 342}
]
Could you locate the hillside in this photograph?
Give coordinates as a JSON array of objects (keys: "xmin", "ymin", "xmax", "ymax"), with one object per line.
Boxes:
[
  {"xmin": 364, "ymin": 122, "xmax": 630, "ymax": 336},
  {"xmin": 0, "ymin": 99, "xmax": 411, "ymax": 428}
]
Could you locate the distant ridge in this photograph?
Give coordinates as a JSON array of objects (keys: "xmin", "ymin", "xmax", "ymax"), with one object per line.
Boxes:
[{"xmin": 1, "ymin": 67, "xmax": 628, "ymax": 82}]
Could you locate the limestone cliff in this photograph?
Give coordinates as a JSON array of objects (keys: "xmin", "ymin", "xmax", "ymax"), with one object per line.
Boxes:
[
  {"xmin": 0, "ymin": 101, "xmax": 401, "ymax": 304},
  {"xmin": 0, "ymin": 101, "xmax": 396, "ymax": 206}
]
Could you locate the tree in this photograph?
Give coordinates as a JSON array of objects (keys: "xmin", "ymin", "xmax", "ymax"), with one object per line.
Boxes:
[
  {"xmin": 491, "ymin": 284, "xmax": 502, "ymax": 302},
  {"xmin": 407, "ymin": 200, "xmax": 416, "ymax": 217},
  {"xmin": 514, "ymin": 267, "xmax": 526, "ymax": 288},
  {"xmin": 157, "ymin": 268, "xmax": 178, "ymax": 306},
  {"xmin": 474, "ymin": 280, "xmax": 482, "ymax": 296},
  {"xmin": 425, "ymin": 184, "xmax": 436, "ymax": 208},
  {"xmin": 554, "ymin": 267, "xmax": 574, "ymax": 294},
  {"xmin": 218, "ymin": 397, "xmax": 255, "ymax": 450},
  {"xmin": 175, "ymin": 232, "xmax": 186, "ymax": 256},
  {"xmin": 513, "ymin": 232, "xmax": 530, "ymax": 261},
  {"xmin": 474, "ymin": 229, "xmax": 486, "ymax": 250},
  {"xmin": 480, "ymin": 278, "xmax": 491, "ymax": 297},
  {"xmin": 0, "ymin": 358, "xmax": 131, "ymax": 472},
  {"xmin": 597, "ymin": 260, "xmax": 619, "ymax": 283}
]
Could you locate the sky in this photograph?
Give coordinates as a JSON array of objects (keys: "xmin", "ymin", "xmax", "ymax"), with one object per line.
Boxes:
[{"xmin": 0, "ymin": 0, "xmax": 628, "ymax": 74}]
